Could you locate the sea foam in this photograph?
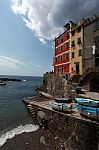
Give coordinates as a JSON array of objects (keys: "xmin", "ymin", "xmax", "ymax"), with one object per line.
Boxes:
[{"xmin": 0, "ymin": 124, "xmax": 39, "ymax": 147}]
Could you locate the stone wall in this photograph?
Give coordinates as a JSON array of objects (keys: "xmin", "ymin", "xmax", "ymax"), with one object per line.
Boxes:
[
  {"xmin": 83, "ymin": 17, "xmax": 99, "ymax": 73},
  {"xmin": 43, "ymin": 72, "xmax": 76, "ymax": 98},
  {"xmin": 33, "ymin": 105, "xmax": 99, "ymax": 150},
  {"xmin": 40, "ymin": 72, "xmax": 99, "ymax": 149},
  {"xmin": 48, "ymin": 111, "xmax": 98, "ymax": 150},
  {"xmin": 83, "ymin": 23, "xmax": 94, "ymax": 73}
]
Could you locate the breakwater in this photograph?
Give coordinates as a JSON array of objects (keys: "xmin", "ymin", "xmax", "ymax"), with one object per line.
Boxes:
[{"xmin": 23, "ymin": 95, "xmax": 99, "ymax": 150}]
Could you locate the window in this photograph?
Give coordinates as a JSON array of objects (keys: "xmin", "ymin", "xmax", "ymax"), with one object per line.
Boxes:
[
  {"xmin": 95, "ymin": 55, "xmax": 99, "ymax": 66},
  {"xmin": 60, "ymin": 35, "xmax": 63, "ymax": 43},
  {"xmin": 55, "ymin": 57, "xmax": 58, "ymax": 63},
  {"xmin": 93, "ymin": 19, "xmax": 99, "ymax": 31},
  {"xmin": 63, "ymin": 44, "xmax": 65, "ymax": 50},
  {"xmin": 55, "ymin": 48, "xmax": 58, "ymax": 55},
  {"xmin": 72, "ymin": 52, "xmax": 75, "ymax": 58},
  {"xmin": 71, "ymin": 30, "xmax": 75, "ymax": 36},
  {"xmin": 76, "ymin": 63, "xmax": 79, "ymax": 74},
  {"xmin": 62, "ymin": 66, "xmax": 64, "ymax": 74},
  {"xmin": 66, "ymin": 53, "xmax": 69, "ymax": 60},
  {"xmin": 55, "ymin": 48, "xmax": 58, "ymax": 51},
  {"xmin": 61, "ymin": 38, "xmax": 63, "ymax": 43},
  {"xmin": 60, "ymin": 45, "xmax": 63, "ymax": 51},
  {"xmin": 78, "ymin": 26, "xmax": 81, "ymax": 33},
  {"xmin": 72, "ymin": 41, "xmax": 75, "ymax": 47},
  {"xmin": 66, "ymin": 42, "xmax": 69, "ymax": 48},
  {"xmin": 60, "ymin": 55, "xmax": 63, "ymax": 61},
  {"xmin": 71, "ymin": 67, "xmax": 73, "ymax": 72},
  {"xmin": 78, "ymin": 49, "xmax": 82, "ymax": 56},
  {"xmin": 95, "ymin": 40, "xmax": 99, "ymax": 46},
  {"xmin": 65, "ymin": 74, "xmax": 68, "ymax": 80},
  {"xmin": 55, "ymin": 39, "xmax": 58, "ymax": 47},
  {"xmin": 94, "ymin": 36, "xmax": 99, "ymax": 48},
  {"xmin": 66, "ymin": 31, "xmax": 69, "ymax": 39},
  {"xmin": 77, "ymin": 37, "xmax": 81, "ymax": 44}
]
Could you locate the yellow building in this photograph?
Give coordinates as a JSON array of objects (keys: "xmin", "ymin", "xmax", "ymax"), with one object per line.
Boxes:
[{"xmin": 70, "ymin": 23, "xmax": 83, "ymax": 80}]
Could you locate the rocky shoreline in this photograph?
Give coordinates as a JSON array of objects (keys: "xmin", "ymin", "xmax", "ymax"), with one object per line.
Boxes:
[
  {"xmin": 0, "ymin": 128, "xmax": 64, "ymax": 150},
  {"xmin": 0, "ymin": 78, "xmax": 22, "ymax": 82}
]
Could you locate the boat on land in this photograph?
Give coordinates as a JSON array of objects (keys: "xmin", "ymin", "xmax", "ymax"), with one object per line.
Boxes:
[
  {"xmin": 76, "ymin": 103, "xmax": 99, "ymax": 120},
  {"xmin": 49, "ymin": 100, "xmax": 75, "ymax": 113},
  {"xmin": 55, "ymin": 97, "xmax": 72, "ymax": 103},
  {"xmin": 75, "ymin": 97, "xmax": 99, "ymax": 107},
  {"xmin": 0, "ymin": 82, "xmax": 7, "ymax": 86}
]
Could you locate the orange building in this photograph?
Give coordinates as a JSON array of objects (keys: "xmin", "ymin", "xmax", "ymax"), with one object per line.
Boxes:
[{"xmin": 53, "ymin": 25, "xmax": 71, "ymax": 80}]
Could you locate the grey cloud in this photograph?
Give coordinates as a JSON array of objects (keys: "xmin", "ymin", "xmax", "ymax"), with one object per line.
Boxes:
[
  {"xmin": 11, "ymin": 0, "xmax": 99, "ymax": 42},
  {"xmin": 51, "ymin": 0, "xmax": 99, "ymax": 26}
]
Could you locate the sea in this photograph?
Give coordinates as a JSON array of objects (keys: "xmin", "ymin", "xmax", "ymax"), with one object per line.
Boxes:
[{"xmin": 0, "ymin": 75, "xmax": 43, "ymax": 147}]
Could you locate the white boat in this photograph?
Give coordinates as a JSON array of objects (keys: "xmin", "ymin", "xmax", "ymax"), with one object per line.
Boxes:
[
  {"xmin": 49, "ymin": 100, "xmax": 74, "ymax": 112},
  {"xmin": 0, "ymin": 82, "xmax": 7, "ymax": 86}
]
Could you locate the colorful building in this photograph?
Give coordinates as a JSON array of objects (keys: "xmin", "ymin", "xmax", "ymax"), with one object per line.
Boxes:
[
  {"xmin": 53, "ymin": 15, "xmax": 99, "ymax": 84},
  {"xmin": 53, "ymin": 24, "xmax": 70, "ymax": 80},
  {"xmin": 70, "ymin": 23, "xmax": 83, "ymax": 79}
]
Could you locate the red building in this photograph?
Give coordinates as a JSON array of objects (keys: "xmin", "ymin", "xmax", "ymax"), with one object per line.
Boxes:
[{"xmin": 53, "ymin": 25, "xmax": 71, "ymax": 79}]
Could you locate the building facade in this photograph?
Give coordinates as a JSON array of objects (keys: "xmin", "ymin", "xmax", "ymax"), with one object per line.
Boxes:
[
  {"xmin": 83, "ymin": 16, "xmax": 99, "ymax": 73},
  {"xmin": 70, "ymin": 24, "xmax": 83, "ymax": 79},
  {"xmin": 53, "ymin": 15, "xmax": 99, "ymax": 84},
  {"xmin": 53, "ymin": 26, "xmax": 70, "ymax": 80}
]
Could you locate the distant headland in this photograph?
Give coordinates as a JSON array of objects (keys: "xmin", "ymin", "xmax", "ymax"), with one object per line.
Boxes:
[{"xmin": 0, "ymin": 78, "xmax": 22, "ymax": 82}]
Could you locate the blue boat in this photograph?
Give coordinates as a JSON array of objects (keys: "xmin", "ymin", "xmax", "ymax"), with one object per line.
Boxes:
[
  {"xmin": 76, "ymin": 104, "xmax": 99, "ymax": 120},
  {"xmin": 75, "ymin": 97, "xmax": 99, "ymax": 107}
]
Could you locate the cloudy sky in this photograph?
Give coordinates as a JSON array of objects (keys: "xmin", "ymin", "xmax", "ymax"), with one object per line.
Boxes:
[{"xmin": 0, "ymin": 0, "xmax": 99, "ymax": 76}]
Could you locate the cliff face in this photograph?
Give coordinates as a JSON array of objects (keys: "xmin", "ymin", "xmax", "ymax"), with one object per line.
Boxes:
[{"xmin": 43, "ymin": 72, "xmax": 76, "ymax": 98}]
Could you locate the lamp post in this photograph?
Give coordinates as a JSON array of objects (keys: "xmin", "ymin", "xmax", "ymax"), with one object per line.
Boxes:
[
  {"xmin": 92, "ymin": 44, "xmax": 96, "ymax": 55},
  {"xmin": 92, "ymin": 43, "xmax": 96, "ymax": 67}
]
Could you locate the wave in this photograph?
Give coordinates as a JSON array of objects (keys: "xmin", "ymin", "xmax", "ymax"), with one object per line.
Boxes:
[
  {"xmin": 0, "ymin": 124, "xmax": 39, "ymax": 147},
  {"xmin": 22, "ymin": 80, "xmax": 26, "ymax": 82}
]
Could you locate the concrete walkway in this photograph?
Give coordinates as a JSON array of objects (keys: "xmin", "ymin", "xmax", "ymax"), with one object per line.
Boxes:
[{"xmin": 79, "ymin": 92, "xmax": 99, "ymax": 100}]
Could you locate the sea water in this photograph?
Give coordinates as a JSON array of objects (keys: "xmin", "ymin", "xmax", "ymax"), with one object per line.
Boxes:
[{"xmin": 0, "ymin": 75, "xmax": 42, "ymax": 146}]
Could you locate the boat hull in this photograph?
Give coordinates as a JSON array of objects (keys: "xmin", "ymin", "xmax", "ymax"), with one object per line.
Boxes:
[
  {"xmin": 75, "ymin": 98, "xmax": 99, "ymax": 107},
  {"xmin": 76, "ymin": 104, "xmax": 99, "ymax": 121},
  {"xmin": 49, "ymin": 101, "xmax": 73, "ymax": 113}
]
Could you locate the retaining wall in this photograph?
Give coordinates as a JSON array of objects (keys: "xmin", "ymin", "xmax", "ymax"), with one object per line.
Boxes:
[{"xmin": 33, "ymin": 104, "xmax": 99, "ymax": 150}]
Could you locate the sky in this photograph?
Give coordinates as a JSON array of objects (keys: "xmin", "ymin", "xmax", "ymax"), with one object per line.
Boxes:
[{"xmin": 0, "ymin": 0, "xmax": 99, "ymax": 76}]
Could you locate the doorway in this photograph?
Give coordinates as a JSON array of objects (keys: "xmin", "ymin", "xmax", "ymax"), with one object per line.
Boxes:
[{"xmin": 76, "ymin": 63, "xmax": 79, "ymax": 74}]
